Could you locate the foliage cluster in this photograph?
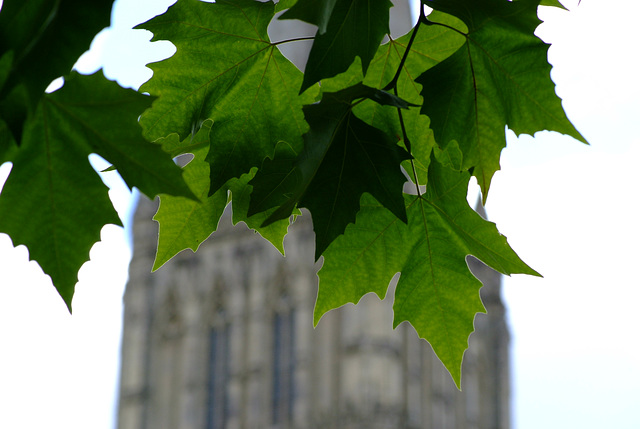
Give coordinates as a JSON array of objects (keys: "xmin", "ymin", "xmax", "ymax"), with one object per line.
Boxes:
[{"xmin": 0, "ymin": 0, "xmax": 584, "ymax": 385}]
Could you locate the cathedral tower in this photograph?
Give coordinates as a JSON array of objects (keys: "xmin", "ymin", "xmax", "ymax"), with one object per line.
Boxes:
[{"xmin": 116, "ymin": 196, "xmax": 510, "ymax": 429}]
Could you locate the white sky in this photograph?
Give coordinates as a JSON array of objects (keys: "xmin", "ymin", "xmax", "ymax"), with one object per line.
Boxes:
[{"xmin": 0, "ymin": 0, "xmax": 639, "ymax": 428}]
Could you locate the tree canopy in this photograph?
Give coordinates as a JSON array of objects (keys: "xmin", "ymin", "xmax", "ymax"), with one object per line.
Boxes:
[{"xmin": 0, "ymin": 0, "xmax": 585, "ymax": 386}]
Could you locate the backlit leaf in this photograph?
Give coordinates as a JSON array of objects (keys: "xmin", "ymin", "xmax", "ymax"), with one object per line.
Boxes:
[
  {"xmin": 321, "ymin": 12, "xmax": 466, "ymax": 183},
  {"xmin": 279, "ymin": 0, "xmax": 339, "ymax": 33},
  {"xmin": 419, "ymin": 0, "xmax": 586, "ymax": 199},
  {"xmin": 137, "ymin": 0, "xmax": 316, "ymax": 195},
  {"xmin": 250, "ymin": 83, "xmax": 411, "ymax": 258},
  {"xmin": 317, "ymin": 157, "xmax": 539, "ymax": 386},
  {"xmin": 284, "ymin": 0, "xmax": 392, "ymax": 93},
  {"xmin": 154, "ymin": 121, "xmax": 292, "ymax": 270}
]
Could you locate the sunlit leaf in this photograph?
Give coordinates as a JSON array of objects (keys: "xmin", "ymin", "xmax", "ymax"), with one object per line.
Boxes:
[
  {"xmin": 317, "ymin": 157, "xmax": 539, "ymax": 386},
  {"xmin": 138, "ymin": 0, "xmax": 316, "ymax": 195},
  {"xmin": 419, "ymin": 0, "xmax": 586, "ymax": 198}
]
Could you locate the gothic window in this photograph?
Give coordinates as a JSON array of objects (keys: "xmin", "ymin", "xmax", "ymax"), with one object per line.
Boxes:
[
  {"xmin": 206, "ymin": 321, "xmax": 230, "ymax": 429},
  {"xmin": 272, "ymin": 309, "xmax": 296, "ymax": 425},
  {"xmin": 206, "ymin": 277, "xmax": 230, "ymax": 429}
]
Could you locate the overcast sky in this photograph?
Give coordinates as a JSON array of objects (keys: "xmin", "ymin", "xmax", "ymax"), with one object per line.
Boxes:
[{"xmin": 1, "ymin": 0, "xmax": 639, "ymax": 428}]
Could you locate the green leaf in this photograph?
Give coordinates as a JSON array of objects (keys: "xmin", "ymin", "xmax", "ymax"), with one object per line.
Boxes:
[
  {"xmin": 0, "ymin": 82, "xmax": 30, "ymax": 155},
  {"xmin": 228, "ymin": 172, "xmax": 294, "ymax": 255},
  {"xmin": 52, "ymin": 73, "xmax": 195, "ymax": 200},
  {"xmin": 0, "ymin": 51, "xmax": 12, "ymax": 92},
  {"xmin": 288, "ymin": 0, "xmax": 393, "ymax": 93},
  {"xmin": 249, "ymin": 83, "xmax": 411, "ymax": 258},
  {"xmin": 137, "ymin": 0, "xmax": 316, "ymax": 195},
  {"xmin": 153, "ymin": 121, "xmax": 228, "ymax": 271},
  {"xmin": 0, "ymin": 117, "xmax": 18, "ymax": 163},
  {"xmin": 0, "ymin": 71, "xmax": 192, "ymax": 310},
  {"xmin": 0, "ymin": 83, "xmax": 117, "ymax": 311},
  {"xmin": 434, "ymin": 140, "xmax": 463, "ymax": 171},
  {"xmin": 419, "ymin": 0, "xmax": 586, "ymax": 199},
  {"xmin": 317, "ymin": 158, "xmax": 539, "ymax": 386},
  {"xmin": 0, "ymin": 0, "xmax": 112, "ymax": 98},
  {"xmin": 154, "ymin": 121, "xmax": 292, "ymax": 270}
]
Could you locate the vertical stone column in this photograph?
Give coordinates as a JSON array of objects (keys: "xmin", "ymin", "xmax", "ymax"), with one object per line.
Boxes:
[{"xmin": 117, "ymin": 197, "xmax": 158, "ymax": 429}]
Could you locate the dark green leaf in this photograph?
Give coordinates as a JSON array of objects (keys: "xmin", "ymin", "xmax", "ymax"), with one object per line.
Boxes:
[
  {"xmin": 246, "ymin": 140, "xmax": 301, "ymax": 215},
  {"xmin": 0, "ymin": 90, "xmax": 118, "ymax": 311},
  {"xmin": 279, "ymin": 0, "xmax": 339, "ymax": 33},
  {"xmin": 320, "ymin": 12, "xmax": 466, "ymax": 184},
  {"xmin": 51, "ymin": 73, "xmax": 195, "ymax": 200},
  {"xmin": 0, "ymin": 117, "xmax": 18, "ymax": 163},
  {"xmin": 0, "ymin": 0, "xmax": 112, "ymax": 99},
  {"xmin": 250, "ymin": 83, "xmax": 410, "ymax": 258},
  {"xmin": 0, "ymin": 51, "xmax": 12, "ymax": 92},
  {"xmin": 292, "ymin": 0, "xmax": 393, "ymax": 93},
  {"xmin": 0, "ymin": 71, "xmax": 192, "ymax": 309},
  {"xmin": 227, "ymin": 172, "xmax": 294, "ymax": 255},
  {"xmin": 0, "ymin": 82, "xmax": 30, "ymax": 152}
]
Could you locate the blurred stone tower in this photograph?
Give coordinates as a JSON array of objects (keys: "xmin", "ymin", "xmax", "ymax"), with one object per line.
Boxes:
[{"xmin": 116, "ymin": 196, "xmax": 510, "ymax": 429}]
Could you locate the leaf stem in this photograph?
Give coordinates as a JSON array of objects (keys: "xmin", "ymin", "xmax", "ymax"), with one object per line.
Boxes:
[
  {"xmin": 382, "ymin": 20, "xmax": 422, "ymax": 92},
  {"xmin": 272, "ymin": 36, "xmax": 316, "ymax": 46},
  {"xmin": 393, "ymin": 85, "xmax": 422, "ymax": 196},
  {"xmin": 421, "ymin": 14, "xmax": 468, "ymax": 38},
  {"xmin": 382, "ymin": 8, "xmax": 429, "ymax": 195}
]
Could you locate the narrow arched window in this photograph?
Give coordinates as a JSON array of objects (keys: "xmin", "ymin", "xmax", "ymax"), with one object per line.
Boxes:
[
  {"xmin": 272, "ymin": 303, "xmax": 296, "ymax": 425},
  {"xmin": 206, "ymin": 278, "xmax": 230, "ymax": 429},
  {"xmin": 206, "ymin": 318, "xmax": 230, "ymax": 429}
]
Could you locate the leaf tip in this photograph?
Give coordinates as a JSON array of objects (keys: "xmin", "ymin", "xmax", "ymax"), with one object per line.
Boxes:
[
  {"xmin": 312, "ymin": 305, "xmax": 327, "ymax": 328},
  {"xmin": 57, "ymin": 286, "xmax": 75, "ymax": 314},
  {"xmin": 151, "ymin": 257, "xmax": 167, "ymax": 273}
]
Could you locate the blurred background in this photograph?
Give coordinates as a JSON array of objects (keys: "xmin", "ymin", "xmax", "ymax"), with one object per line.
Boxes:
[{"xmin": 0, "ymin": 0, "xmax": 639, "ymax": 428}]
